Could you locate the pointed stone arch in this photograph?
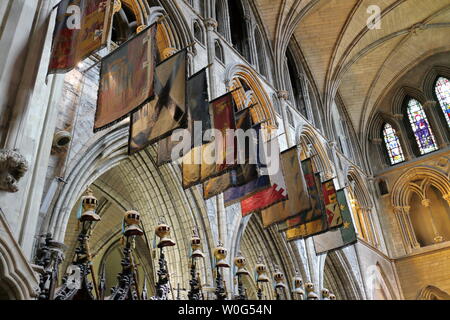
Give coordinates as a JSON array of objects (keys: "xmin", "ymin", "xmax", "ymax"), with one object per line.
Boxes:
[
  {"xmin": 296, "ymin": 124, "xmax": 334, "ymax": 178},
  {"xmin": 416, "ymin": 285, "xmax": 450, "ymax": 300},
  {"xmin": 224, "ymin": 63, "xmax": 277, "ymax": 128}
]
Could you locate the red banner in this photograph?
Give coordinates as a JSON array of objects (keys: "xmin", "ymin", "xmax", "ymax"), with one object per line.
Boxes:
[{"xmin": 241, "ymin": 184, "xmax": 286, "ymax": 216}]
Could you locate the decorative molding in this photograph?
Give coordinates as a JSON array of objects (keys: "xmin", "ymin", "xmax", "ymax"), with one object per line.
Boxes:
[{"xmin": 0, "ymin": 149, "xmax": 28, "ymax": 193}]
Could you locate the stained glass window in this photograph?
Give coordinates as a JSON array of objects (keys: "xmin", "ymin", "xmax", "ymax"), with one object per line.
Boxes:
[
  {"xmin": 407, "ymin": 99, "xmax": 438, "ymax": 155},
  {"xmin": 383, "ymin": 123, "xmax": 405, "ymax": 165},
  {"xmin": 435, "ymin": 76, "xmax": 450, "ymax": 128}
]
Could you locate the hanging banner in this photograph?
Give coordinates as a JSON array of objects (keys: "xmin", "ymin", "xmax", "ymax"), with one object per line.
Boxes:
[
  {"xmin": 224, "ymin": 175, "xmax": 270, "ymax": 207},
  {"xmin": 313, "ymin": 189, "xmax": 357, "ymax": 254},
  {"xmin": 203, "ymin": 172, "xmax": 234, "ymax": 200},
  {"xmin": 322, "ymin": 179, "xmax": 343, "ymax": 229},
  {"xmin": 182, "ymin": 145, "xmax": 202, "ymax": 189},
  {"xmin": 223, "ymin": 123, "xmax": 269, "ymax": 206},
  {"xmin": 129, "ymin": 49, "xmax": 187, "ymax": 153},
  {"xmin": 157, "ymin": 67, "xmax": 210, "ymax": 165},
  {"xmin": 240, "ymin": 137, "xmax": 287, "ymax": 216},
  {"xmin": 285, "ymin": 178, "xmax": 342, "ymax": 241},
  {"xmin": 261, "ymin": 147, "xmax": 311, "ymax": 228},
  {"xmin": 200, "ymin": 92, "xmax": 237, "ymax": 180},
  {"xmin": 49, "ymin": 0, "xmax": 114, "ymax": 74},
  {"xmin": 95, "ymin": 24, "xmax": 157, "ymax": 132},
  {"xmin": 278, "ymin": 160, "xmax": 323, "ymax": 231}
]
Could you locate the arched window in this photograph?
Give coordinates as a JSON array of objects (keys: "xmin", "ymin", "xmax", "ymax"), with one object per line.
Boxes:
[
  {"xmin": 286, "ymin": 48, "xmax": 307, "ymax": 118},
  {"xmin": 215, "ymin": 40, "xmax": 224, "ymax": 63},
  {"xmin": 254, "ymin": 28, "xmax": 268, "ymax": 78},
  {"xmin": 383, "ymin": 123, "xmax": 405, "ymax": 165},
  {"xmin": 227, "ymin": 0, "xmax": 251, "ymax": 62},
  {"xmin": 193, "ymin": 21, "xmax": 204, "ymax": 45},
  {"xmin": 216, "ymin": 0, "xmax": 227, "ymax": 38},
  {"xmin": 434, "ymin": 76, "xmax": 450, "ymax": 128},
  {"xmin": 406, "ymin": 99, "xmax": 438, "ymax": 155}
]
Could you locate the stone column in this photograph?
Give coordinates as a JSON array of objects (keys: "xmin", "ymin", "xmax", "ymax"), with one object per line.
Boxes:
[
  {"xmin": 299, "ymin": 73, "xmax": 313, "ymax": 122},
  {"xmin": 277, "ymin": 90, "xmax": 294, "ymax": 147},
  {"xmin": 393, "ymin": 206, "xmax": 411, "ymax": 252},
  {"xmin": 244, "ymin": 14, "xmax": 256, "ymax": 67},
  {"xmin": 393, "ymin": 114, "xmax": 414, "ymax": 161},
  {"xmin": 394, "ymin": 206, "xmax": 420, "ymax": 251},
  {"xmin": 0, "ymin": 0, "xmax": 66, "ymax": 259},
  {"xmin": 402, "ymin": 206, "xmax": 421, "ymax": 249},
  {"xmin": 370, "ymin": 138, "xmax": 388, "ymax": 170},
  {"xmin": 362, "ymin": 207, "xmax": 379, "ymax": 248},
  {"xmin": 421, "ymin": 199, "xmax": 443, "ymax": 244},
  {"xmin": 205, "ymin": 17, "xmax": 231, "ymax": 297},
  {"xmin": 423, "ymin": 101, "xmax": 449, "ymax": 148}
]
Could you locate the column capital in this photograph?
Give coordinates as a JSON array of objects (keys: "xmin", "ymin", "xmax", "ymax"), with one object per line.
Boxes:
[
  {"xmin": 421, "ymin": 198, "xmax": 431, "ymax": 208},
  {"xmin": 443, "ymin": 193, "xmax": 450, "ymax": 203}
]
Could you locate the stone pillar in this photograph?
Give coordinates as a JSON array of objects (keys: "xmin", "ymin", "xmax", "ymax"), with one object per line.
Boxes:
[
  {"xmin": 423, "ymin": 101, "xmax": 449, "ymax": 148},
  {"xmin": 205, "ymin": 17, "xmax": 230, "ymax": 297},
  {"xmin": 244, "ymin": 14, "xmax": 256, "ymax": 67},
  {"xmin": 393, "ymin": 114, "xmax": 414, "ymax": 161},
  {"xmin": 277, "ymin": 90, "xmax": 294, "ymax": 147},
  {"xmin": 394, "ymin": 206, "xmax": 420, "ymax": 251},
  {"xmin": 370, "ymin": 138, "xmax": 388, "ymax": 169},
  {"xmin": 205, "ymin": 18, "xmax": 218, "ymax": 98},
  {"xmin": 362, "ymin": 207, "xmax": 379, "ymax": 249},
  {"xmin": 0, "ymin": 0, "xmax": 65, "ymax": 259},
  {"xmin": 421, "ymin": 199, "xmax": 443, "ymax": 244},
  {"xmin": 299, "ymin": 73, "xmax": 313, "ymax": 122},
  {"xmin": 402, "ymin": 206, "xmax": 420, "ymax": 249}
]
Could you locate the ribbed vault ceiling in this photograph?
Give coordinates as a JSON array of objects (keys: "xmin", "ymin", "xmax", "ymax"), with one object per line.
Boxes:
[{"xmin": 254, "ymin": 0, "xmax": 450, "ymax": 134}]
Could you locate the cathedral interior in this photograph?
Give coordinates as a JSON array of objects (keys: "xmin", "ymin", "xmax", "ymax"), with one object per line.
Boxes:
[{"xmin": 1, "ymin": 0, "xmax": 450, "ymax": 301}]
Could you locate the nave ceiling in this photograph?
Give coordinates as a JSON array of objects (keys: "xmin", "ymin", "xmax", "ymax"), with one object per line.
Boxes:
[{"xmin": 254, "ymin": 0, "xmax": 450, "ymax": 135}]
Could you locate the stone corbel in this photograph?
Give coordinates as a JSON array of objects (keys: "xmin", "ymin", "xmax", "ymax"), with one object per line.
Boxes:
[
  {"xmin": 204, "ymin": 18, "xmax": 218, "ymax": 31},
  {"xmin": 0, "ymin": 149, "xmax": 28, "ymax": 193},
  {"xmin": 277, "ymin": 90, "xmax": 289, "ymax": 101}
]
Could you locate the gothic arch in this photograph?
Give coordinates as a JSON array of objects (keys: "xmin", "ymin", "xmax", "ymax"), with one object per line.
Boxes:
[
  {"xmin": 42, "ymin": 122, "xmax": 216, "ymax": 292},
  {"xmin": 224, "ymin": 63, "xmax": 277, "ymax": 128},
  {"xmin": 237, "ymin": 214, "xmax": 306, "ymax": 300},
  {"xmin": 392, "ymin": 86, "xmax": 427, "ymax": 117},
  {"xmin": 365, "ymin": 262, "xmax": 397, "ymax": 300},
  {"xmin": 416, "ymin": 285, "xmax": 450, "ymax": 300},
  {"xmin": 422, "ymin": 66, "xmax": 450, "ymax": 101},
  {"xmin": 296, "ymin": 124, "xmax": 334, "ymax": 178},
  {"xmin": 322, "ymin": 250, "xmax": 364, "ymax": 300},
  {"xmin": 0, "ymin": 214, "xmax": 38, "ymax": 300},
  {"xmin": 391, "ymin": 166, "xmax": 450, "ymax": 208},
  {"xmin": 346, "ymin": 167, "xmax": 373, "ymax": 210}
]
